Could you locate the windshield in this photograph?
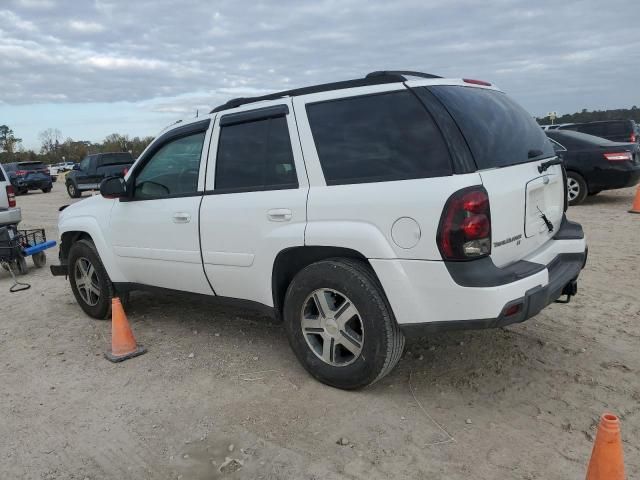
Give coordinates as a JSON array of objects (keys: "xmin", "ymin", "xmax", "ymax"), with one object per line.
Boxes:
[{"xmin": 427, "ymin": 85, "xmax": 554, "ymax": 169}]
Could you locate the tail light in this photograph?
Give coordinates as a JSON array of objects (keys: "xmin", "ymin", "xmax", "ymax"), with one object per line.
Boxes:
[
  {"xmin": 15, "ymin": 170, "xmax": 27, "ymax": 176},
  {"xmin": 603, "ymin": 152, "xmax": 632, "ymax": 162},
  {"xmin": 631, "ymin": 133, "xmax": 636, "ymax": 143},
  {"xmin": 123, "ymin": 167, "xmax": 129, "ymax": 176},
  {"xmin": 437, "ymin": 186, "xmax": 491, "ymax": 261},
  {"xmin": 6, "ymin": 185, "xmax": 16, "ymax": 208}
]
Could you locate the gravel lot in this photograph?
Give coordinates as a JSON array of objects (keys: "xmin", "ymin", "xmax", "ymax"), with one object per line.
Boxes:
[{"xmin": 1, "ymin": 181, "xmax": 639, "ymax": 479}]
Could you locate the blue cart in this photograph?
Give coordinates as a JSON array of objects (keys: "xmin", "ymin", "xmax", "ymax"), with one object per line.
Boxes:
[{"xmin": 0, "ymin": 227, "xmax": 57, "ymax": 275}]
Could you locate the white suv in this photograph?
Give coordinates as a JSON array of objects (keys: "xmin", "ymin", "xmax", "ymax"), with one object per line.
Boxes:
[
  {"xmin": 0, "ymin": 163, "xmax": 21, "ymax": 227},
  {"xmin": 51, "ymin": 71, "xmax": 587, "ymax": 389}
]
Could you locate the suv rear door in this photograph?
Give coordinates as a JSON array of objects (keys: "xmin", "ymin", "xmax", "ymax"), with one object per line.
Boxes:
[
  {"xmin": 425, "ymin": 84, "xmax": 564, "ymax": 268},
  {"xmin": 199, "ymin": 99, "xmax": 308, "ymax": 306}
]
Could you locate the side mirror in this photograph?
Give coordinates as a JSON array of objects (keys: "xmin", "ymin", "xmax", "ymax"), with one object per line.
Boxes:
[
  {"xmin": 100, "ymin": 176, "xmax": 127, "ymax": 199},
  {"xmin": 72, "ymin": 164, "xmax": 80, "ymax": 171}
]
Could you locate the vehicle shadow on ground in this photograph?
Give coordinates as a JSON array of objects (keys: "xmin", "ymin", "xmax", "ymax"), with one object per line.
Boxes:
[{"xmin": 579, "ymin": 192, "xmax": 633, "ymax": 206}]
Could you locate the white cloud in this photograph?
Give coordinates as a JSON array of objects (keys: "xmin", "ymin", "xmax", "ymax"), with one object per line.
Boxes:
[
  {"xmin": 68, "ymin": 20, "xmax": 105, "ymax": 33},
  {"xmin": 14, "ymin": 0, "xmax": 55, "ymax": 8},
  {"xmin": 0, "ymin": 9, "xmax": 37, "ymax": 31}
]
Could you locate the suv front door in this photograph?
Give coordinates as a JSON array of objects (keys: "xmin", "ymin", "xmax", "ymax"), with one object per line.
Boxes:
[
  {"xmin": 199, "ymin": 99, "xmax": 308, "ymax": 306},
  {"xmin": 109, "ymin": 120, "xmax": 213, "ymax": 294}
]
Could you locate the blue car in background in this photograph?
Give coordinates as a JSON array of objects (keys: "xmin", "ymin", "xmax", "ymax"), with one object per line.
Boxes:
[{"xmin": 3, "ymin": 161, "xmax": 53, "ymax": 195}]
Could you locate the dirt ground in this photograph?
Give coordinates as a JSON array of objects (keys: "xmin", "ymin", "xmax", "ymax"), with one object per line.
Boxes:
[{"xmin": 1, "ymin": 180, "xmax": 638, "ymax": 480}]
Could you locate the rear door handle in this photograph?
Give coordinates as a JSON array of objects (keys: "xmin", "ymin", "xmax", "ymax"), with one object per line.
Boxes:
[
  {"xmin": 173, "ymin": 212, "xmax": 191, "ymax": 223},
  {"xmin": 267, "ymin": 208, "xmax": 292, "ymax": 222}
]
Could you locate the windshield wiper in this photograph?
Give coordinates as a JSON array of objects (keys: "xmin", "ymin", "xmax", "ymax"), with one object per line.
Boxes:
[{"xmin": 538, "ymin": 158, "xmax": 563, "ymax": 173}]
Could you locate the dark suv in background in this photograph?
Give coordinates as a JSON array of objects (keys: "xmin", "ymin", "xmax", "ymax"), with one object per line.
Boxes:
[
  {"xmin": 557, "ymin": 120, "xmax": 638, "ymax": 144},
  {"xmin": 66, "ymin": 152, "xmax": 134, "ymax": 198},
  {"xmin": 3, "ymin": 161, "xmax": 53, "ymax": 195}
]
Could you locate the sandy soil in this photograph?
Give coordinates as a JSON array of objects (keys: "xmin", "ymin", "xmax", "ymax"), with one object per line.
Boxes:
[{"xmin": 1, "ymin": 181, "xmax": 638, "ymax": 479}]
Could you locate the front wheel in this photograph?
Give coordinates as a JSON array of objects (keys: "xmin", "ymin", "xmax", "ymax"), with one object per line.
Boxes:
[
  {"xmin": 283, "ymin": 258, "xmax": 405, "ymax": 390},
  {"xmin": 567, "ymin": 172, "xmax": 588, "ymax": 206},
  {"xmin": 66, "ymin": 182, "xmax": 81, "ymax": 198},
  {"xmin": 68, "ymin": 239, "xmax": 114, "ymax": 319}
]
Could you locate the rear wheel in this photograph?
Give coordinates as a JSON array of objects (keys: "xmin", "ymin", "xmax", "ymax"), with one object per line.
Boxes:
[
  {"xmin": 42, "ymin": 187, "xmax": 52, "ymax": 193},
  {"xmin": 32, "ymin": 251, "xmax": 47, "ymax": 268},
  {"xmin": 566, "ymin": 172, "xmax": 588, "ymax": 206},
  {"xmin": 68, "ymin": 239, "xmax": 114, "ymax": 319},
  {"xmin": 67, "ymin": 182, "xmax": 81, "ymax": 198},
  {"xmin": 283, "ymin": 258, "xmax": 405, "ymax": 390}
]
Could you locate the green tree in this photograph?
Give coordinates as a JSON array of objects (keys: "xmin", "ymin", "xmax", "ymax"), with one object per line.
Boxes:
[{"xmin": 0, "ymin": 125, "xmax": 22, "ymax": 154}]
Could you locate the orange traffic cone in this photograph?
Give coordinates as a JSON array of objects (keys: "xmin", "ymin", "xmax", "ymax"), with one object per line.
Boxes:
[
  {"xmin": 105, "ymin": 297, "xmax": 147, "ymax": 362},
  {"xmin": 585, "ymin": 413, "xmax": 625, "ymax": 480},
  {"xmin": 629, "ymin": 185, "xmax": 640, "ymax": 214}
]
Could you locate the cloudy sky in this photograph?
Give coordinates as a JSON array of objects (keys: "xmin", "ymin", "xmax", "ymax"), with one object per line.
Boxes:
[{"xmin": 1, "ymin": 0, "xmax": 638, "ymax": 150}]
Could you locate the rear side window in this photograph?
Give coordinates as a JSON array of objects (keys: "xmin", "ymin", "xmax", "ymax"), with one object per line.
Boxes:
[
  {"xmin": 605, "ymin": 121, "xmax": 629, "ymax": 136},
  {"xmin": 99, "ymin": 153, "xmax": 133, "ymax": 166},
  {"xmin": 306, "ymin": 90, "xmax": 452, "ymax": 185},
  {"xmin": 429, "ymin": 86, "xmax": 554, "ymax": 169},
  {"xmin": 0, "ymin": 166, "xmax": 5, "ymax": 181},
  {"xmin": 215, "ymin": 115, "xmax": 298, "ymax": 192}
]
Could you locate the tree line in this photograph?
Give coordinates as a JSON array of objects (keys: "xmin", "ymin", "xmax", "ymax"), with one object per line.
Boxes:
[
  {"xmin": 536, "ymin": 106, "xmax": 639, "ymax": 125},
  {"xmin": 0, "ymin": 125, "xmax": 154, "ymax": 165}
]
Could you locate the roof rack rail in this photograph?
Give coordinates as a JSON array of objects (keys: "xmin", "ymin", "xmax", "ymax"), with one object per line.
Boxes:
[
  {"xmin": 366, "ymin": 70, "xmax": 442, "ymax": 80},
  {"xmin": 210, "ymin": 70, "xmax": 441, "ymax": 113}
]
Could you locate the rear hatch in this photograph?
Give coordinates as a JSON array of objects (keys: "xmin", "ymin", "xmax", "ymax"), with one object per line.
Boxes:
[
  {"xmin": 17, "ymin": 162, "xmax": 50, "ymax": 183},
  {"xmin": 429, "ymin": 85, "xmax": 563, "ymax": 268}
]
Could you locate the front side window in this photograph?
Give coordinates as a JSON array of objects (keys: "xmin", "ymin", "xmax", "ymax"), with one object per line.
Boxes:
[
  {"xmin": 215, "ymin": 115, "xmax": 297, "ymax": 192},
  {"xmin": 306, "ymin": 90, "xmax": 452, "ymax": 185},
  {"xmin": 134, "ymin": 132, "xmax": 205, "ymax": 200}
]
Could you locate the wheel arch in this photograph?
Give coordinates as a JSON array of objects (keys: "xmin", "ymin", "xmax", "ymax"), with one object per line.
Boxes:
[
  {"xmin": 271, "ymin": 246, "xmax": 376, "ymax": 319},
  {"xmin": 59, "ymin": 217, "xmax": 125, "ymax": 282}
]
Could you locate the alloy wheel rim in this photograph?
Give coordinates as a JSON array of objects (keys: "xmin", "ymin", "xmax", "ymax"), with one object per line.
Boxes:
[
  {"xmin": 74, "ymin": 257, "xmax": 100, "ymax": 306},
  {"xmin": 68, "ymin": 184, "xmax": 75, "ymax": 195},
  {"xmin": 567, "ymin": 177, "xmax": 580, "ymax": 201},
  {"xmin": 300, "ymin": 288, "xmax": 364, "ymax": 367}
]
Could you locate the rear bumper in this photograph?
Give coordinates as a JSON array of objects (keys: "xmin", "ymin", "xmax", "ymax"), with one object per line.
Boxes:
[
  {"xmin": 590, "ymin": 165, "xmax": 640, "ymax": 191},
  {"xmin": 0, "ymin": 207, "xmax": 22, "ymax": 227},
  {"xmin": 370, "ymin": 217, "xmax": 587, "ymax": 337}
]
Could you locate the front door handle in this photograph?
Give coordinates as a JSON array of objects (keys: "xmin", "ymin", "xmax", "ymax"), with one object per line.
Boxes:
[
  {"xmin": 267, "ymin": 208, "xmax": 292, "ymax": 222},
  {"xmin": 173, "ymin": 212, "xmax": 191, "ymax": 223}
]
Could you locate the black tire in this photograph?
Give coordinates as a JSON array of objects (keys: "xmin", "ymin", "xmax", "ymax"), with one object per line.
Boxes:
[
  {"xmin": 67, "ymin": 181, "xmax": 81, "ymax": 198},
  {"xmin": 18, "ymin": 188, "xmax": 28, "ymax": 196},
  {"xmin": 16, "ymin": 256, "xmax": 28, "ymax": 275},
  {"xmin": 283, "ymin": 258, "xmax": 405, "ymax": 390},
  {"xmin": 68, "ymin": 239, "xmax": 114, "ymax": 319},
  {"xmin": 42, "ymin": 187, "xmax": 52, "ymax": 193},
  {"xmin": 566, "ymin": 171, "xmax": 588, "ymax": 206},
  {"xmin": 32, "ymin": 251, "xmax": 47, "ymax": 268}
]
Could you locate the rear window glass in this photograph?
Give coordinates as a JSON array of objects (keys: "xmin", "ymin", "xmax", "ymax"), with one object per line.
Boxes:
[
  {"xmin": 99, "ymin": 153, "xmax": 133, "ymax": 166},
  {"xmin": 306, "ymin": 90, "xmax": 452, "ymax": 185},
  {"xmin": 428, "ymin": 86, "xmax": 554, "ymax": 169},
  {"xmin": 18, "ymin": 162, "xmax": 46, "ymax": 169},
  {"xmin": 547, "ymin": 130, "xmax": 619, "ymax": 149}
]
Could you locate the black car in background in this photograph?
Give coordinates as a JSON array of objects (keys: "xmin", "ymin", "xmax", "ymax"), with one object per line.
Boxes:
[
  {"xmin": 546, "ymin": 130, "xmax": 640, "ymax": 205},
  {"xmin": 3, "ymin": 161, "xmax": 53, "ymax": 195},
  {"xmin": 65, "ymin": 152, "xmax": 134, "ymax": 198},
  {"xmin": 557, "ymin": 119, "xmax": 638, "ymax": 144}
]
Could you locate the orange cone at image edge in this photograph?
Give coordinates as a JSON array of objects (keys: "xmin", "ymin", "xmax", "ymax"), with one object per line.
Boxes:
[
  {"xmin": 585, "ymin": 413, "xmax": 625, "ymax": 480},
  {"xmin": 629, "ymin": 184, "xmax": 640, "ymax": 213},
  {"xmin": 105, "ymin": 297, "xmax": 147, "ymax": 362}
]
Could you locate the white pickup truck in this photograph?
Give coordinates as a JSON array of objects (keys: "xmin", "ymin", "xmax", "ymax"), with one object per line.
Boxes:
[{"xmin": 51, "ymin": 71, "xmax": 587, "ymax": 389}]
